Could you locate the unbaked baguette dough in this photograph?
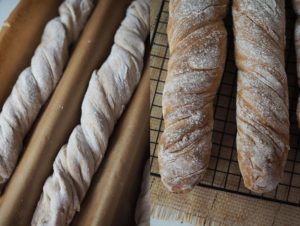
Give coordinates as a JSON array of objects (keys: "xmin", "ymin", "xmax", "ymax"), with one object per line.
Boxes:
[
  {"xmin": 294, "ymin": 0, "xmax": 300, "ymax": 128},
  {"xmin": 233, "ymin": 0, "xmax": 289, "ymax": 193},
  {"xmin": 31, "ymin": 0, "xmax": 149, "ymax": 225},
  {"xmin": 158, "ymin": 0, "xmax": 228, "ymax": 193},
  {"xmin": 0, "ymin": 0, "xmax": 94, "ymax": 192}
]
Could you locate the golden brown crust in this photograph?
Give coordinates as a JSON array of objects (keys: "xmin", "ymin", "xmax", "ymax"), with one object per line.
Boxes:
[
  {"xmin": 233, "ymin": 0, "xmax": 289, "ymax": 193},
  {"xmin": 158, "ymin": 0, "xmax": 228, "ymax": 193}
]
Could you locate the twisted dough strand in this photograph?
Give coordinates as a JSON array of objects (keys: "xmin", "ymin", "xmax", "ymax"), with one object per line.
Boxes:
[
  {"xmin": 158, "ymin": 0, "xmax": 227, "ymax": 193},
  {"xmin": 32, "ymin": 0, "xmax": 149, "ymax": 225},
  {"xmin": 0, "ymin": 0, "xmax": 94, "ymax": 191},
  {"xmin": 233, "ymin": 0, "xmax": 289, "ymax": 193}
]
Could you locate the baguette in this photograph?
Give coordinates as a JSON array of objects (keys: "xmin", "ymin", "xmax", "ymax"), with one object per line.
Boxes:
[
  {"xmin": 32, "ymin": 0, "xmax": 149, "ymax": 224},
  {"xmin": 0, "ymin": 0, "xmax": 62, "ymax": 107},
  {"xmin": 233, "ymin": 0, "xmax": 289, "ymax": 193},
  {"xmin": 0, "ymin": 0, "xmax": 135, "ymax": 224},
  {"xmin": 158, "ymin": 0, "xmax": 228, "ymax": 192},
  {"xmin": 0, "ymin": 0, "xmax": 94, "ymax": 192}
]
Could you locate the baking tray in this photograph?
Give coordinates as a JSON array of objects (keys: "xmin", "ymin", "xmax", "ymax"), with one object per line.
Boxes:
[{"xmin": 150, "ymin": 0, "xmax": 300, "ymax": 207}]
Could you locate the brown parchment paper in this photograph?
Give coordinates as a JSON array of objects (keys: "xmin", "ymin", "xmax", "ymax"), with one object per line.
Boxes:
[
  {"xmin": 0, "ymin": 0, "xmax": 62, "ymax": 107},
  {"xmin": 72, "ymin": 55, "xmax": 149, "ymax": 226},
  {"xmin": 0, "ymin": 0, "xmax": 133, "ymax": 225}
]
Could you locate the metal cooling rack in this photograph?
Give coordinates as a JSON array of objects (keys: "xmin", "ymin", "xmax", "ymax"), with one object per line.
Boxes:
[{"xmin": 150, "ymin": 0, "xmax": 300, "ymax": 207}]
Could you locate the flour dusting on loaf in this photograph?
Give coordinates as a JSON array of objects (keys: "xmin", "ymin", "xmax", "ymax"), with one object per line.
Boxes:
[
  {"xmin": 158, "ymin": 0, "xmax": 228, "ymax": 193},
  {"xmin": 233, "ymin": 0, "xmax": 289, "ymax": 193}
]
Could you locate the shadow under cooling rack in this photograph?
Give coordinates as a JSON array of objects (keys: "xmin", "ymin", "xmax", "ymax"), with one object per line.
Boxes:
[{"xmin": 150, "ymin": 0, "xmax": 300, "ymax": 207}]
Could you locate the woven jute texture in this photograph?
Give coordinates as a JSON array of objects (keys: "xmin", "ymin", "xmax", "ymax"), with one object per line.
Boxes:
[{"xmin": 151, "ymin": 177, "xmax": 300, "ymax": 226}]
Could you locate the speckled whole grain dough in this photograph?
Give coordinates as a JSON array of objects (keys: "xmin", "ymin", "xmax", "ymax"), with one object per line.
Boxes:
[
  {"xmin": 233, "ymin": 0, "xmax": 289, "ymax": 193},
  {"xmin": 158, "ymin": 0, "xmax": 228, "ymax": 193}
]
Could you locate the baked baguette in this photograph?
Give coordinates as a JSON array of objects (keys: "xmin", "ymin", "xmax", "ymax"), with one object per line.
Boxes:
[
  {"xmin": 294, "ymin": 0, "xmax": 300, "ymax": 128},
  {"xmin": 158, "ymin": 0, "xmax": 227, "ymax": 192},
  {"xmin": 233, "ymin": 0, "xmax": 289, "ymax": 193}
]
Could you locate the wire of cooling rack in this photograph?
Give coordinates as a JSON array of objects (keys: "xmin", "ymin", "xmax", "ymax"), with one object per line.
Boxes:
[{"xmin": 150, "ymin": 0, "xmax": 300, "ymax": 207}]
